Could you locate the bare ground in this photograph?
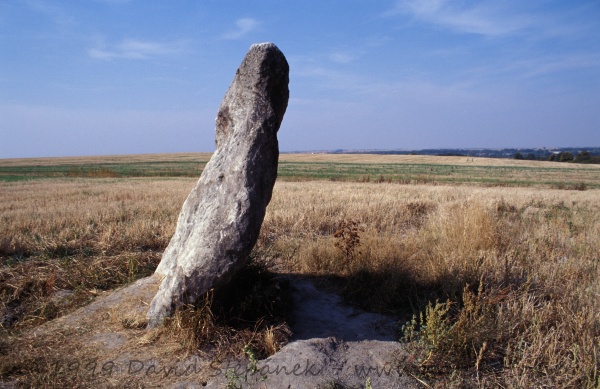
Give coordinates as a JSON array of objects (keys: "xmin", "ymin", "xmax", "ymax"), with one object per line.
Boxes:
[{"xmin": 2, "ymin": 274, "xmax": 419, "ymax": 388}]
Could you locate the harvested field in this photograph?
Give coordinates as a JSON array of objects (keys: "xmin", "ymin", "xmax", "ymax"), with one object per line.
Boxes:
[
  {"xmin": 1, "ymin": 154, "xmax": 599, "ymax": 387},
  {"xmin": 2, "ymin": 153, "xmax": 599, "ymax": 189}
]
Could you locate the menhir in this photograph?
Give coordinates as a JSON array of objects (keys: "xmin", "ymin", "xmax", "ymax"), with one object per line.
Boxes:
[{"xmin": 147, "ymin": 43, "xmax": 289, "ymax": 327}]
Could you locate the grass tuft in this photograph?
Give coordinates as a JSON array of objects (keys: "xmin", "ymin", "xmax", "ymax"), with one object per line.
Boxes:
[{"xmin": 164, "ymin": 259, "xmax": 293, "ymax": 361}]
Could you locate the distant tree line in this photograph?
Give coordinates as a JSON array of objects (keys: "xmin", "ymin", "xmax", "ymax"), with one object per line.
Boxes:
[
  {"xmin": 332, "ymin": 147, "xmax": 600, "ymax": 163},
  {"xmin": 514, "ymin": 150, "xmax": 600, "ymax": 164}
]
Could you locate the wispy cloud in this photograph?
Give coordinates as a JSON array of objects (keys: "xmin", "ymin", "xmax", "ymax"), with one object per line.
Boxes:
[
  {"xmin": 385, "ymin": 0, "xmax": 543, "ymax": 37},
  {"xmin": 387, "ymin": 0, "xmax": 531, "ymax": 37},
  {"xmin": 88, "ymin": 39, "xmax": 184, "ymax": 60},
  {"xmin": 24, "ymin": 0, "xmax": 75, "ymax": 27},
  {"xmin": 509, "ymin": 53, "xmax": 600, "ymax": 79},
  {"xmin": 295, "ymin": 63, "xmax": 407, "ymax": 100},
  {"xmin": 390, "ymin": 0, "xmax": 600, "ymax": 42},
  {"xmin": 221, "ymin": 18, "xmax": 259, "ymax": 40},
  {"xmin": 385, "ymin": 1, "xmax": 600, "ymax": 87},
  {"xmin": 329, "ymin": 50, "xmax": 361, "ymax": 64}
]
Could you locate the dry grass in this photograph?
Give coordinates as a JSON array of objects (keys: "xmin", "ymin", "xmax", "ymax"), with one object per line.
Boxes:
[
  {"xmin": 0, "ymin": 178, "xmax": 193, "ymax": 331},
  {"xmin": 264, "ymin": 182, "xmax": 600, "ymax": 388},
  {"xmin": 1, "ymin": 174, "xmax": 599, "ymax": 387},
  {"xmin": 0, "ymin": 177, "xmax": 292, "ymax": 386},
  {"xmin": 164, "ymin": 259, "xmax": 293, "ymax": 361},
  {"xmin": 0, "ymin": 178, "xmax": 191, "ymax": 258}
]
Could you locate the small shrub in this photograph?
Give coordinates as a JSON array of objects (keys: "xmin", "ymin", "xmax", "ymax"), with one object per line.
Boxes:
[{"xmin": 333, "ymin": 219, "xmax": 363, "ymax": 263}]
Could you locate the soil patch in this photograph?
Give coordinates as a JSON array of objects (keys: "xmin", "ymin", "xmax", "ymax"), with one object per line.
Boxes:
[{"xmin": 1, "ymin": 275, "xmax": 418, "ymax": 388}]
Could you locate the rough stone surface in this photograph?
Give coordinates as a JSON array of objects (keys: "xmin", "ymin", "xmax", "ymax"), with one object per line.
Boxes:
[
  {"xmin": 252, "ymin": 338, "xmax": 419, "ymax": 389},
  {"xmin": 12, "ymin": 275, "xmax": 418, "ymax": 387},
  {"xmin": 288, "ymin": 277, "xmax": 397, "ymax": 341},
  {"xmin": 147, "ymin": 42, "xmax": 289, "ymax": 327},
  {"xmin": 204, "ymin": 277, "xmax": 420, "ymax": 388},
  {"xmin": 206, "ymin": 338, "xmax": 419, "ymax": 389}
]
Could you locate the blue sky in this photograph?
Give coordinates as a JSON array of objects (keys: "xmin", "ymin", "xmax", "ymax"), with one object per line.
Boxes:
[{"xmin": 1, "ymin": 0, "xmax": 599, "ymax": 158}]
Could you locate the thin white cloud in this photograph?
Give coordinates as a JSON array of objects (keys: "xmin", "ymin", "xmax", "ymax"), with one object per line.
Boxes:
[
  {"xmin": 88, "ymin": 39, "xmax": 183, "ymax": 60},
  {"xmin": 509, "ymin": 53, "xmax": 600, "ymax": 79},
  {"xmin": 328, "ymin": 37, "xmax": 388, "ymax": 64},
  {"xmin": 222, "ymin": 18, "xmax": 259, "ymax": 40},
  {"xmin": 24, "ymin": 0, "xmax": 75, "ymax": 27},
  {"xmin": 388, "ymin": 0, "xmax": 533, "ymax": 37},
  {"xmin": 329, "ymin": 51, "xmax": 360, "ymax": 64},
  {"xmin": 296, "ymin": 64, "xmax": 399, "ymax": 99}
]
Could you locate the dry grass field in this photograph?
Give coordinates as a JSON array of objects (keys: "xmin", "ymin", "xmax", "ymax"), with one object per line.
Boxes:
[{"xmin": 1, "ymin": 153, "xmax": 599, "ymax": 388}]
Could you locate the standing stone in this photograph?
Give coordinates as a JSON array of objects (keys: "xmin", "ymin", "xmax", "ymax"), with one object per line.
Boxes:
[{"xmin": 147, "ymin": 43, "xmax": 289, "ymax": 327}]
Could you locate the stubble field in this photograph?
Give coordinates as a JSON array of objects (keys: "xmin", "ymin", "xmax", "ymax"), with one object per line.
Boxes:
[{"xmin": 1, "ymin": 153, "xmax": 599, "ymax": 388}]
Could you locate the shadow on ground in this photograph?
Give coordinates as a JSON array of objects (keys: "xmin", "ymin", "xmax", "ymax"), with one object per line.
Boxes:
[{"xmin": 1, "ymin": 268, "xmax": 423, "ymax": 388}]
